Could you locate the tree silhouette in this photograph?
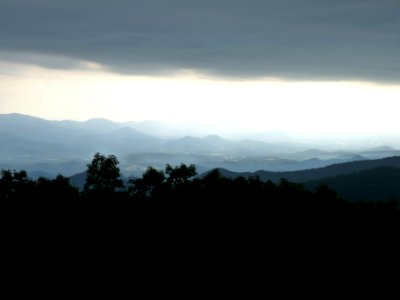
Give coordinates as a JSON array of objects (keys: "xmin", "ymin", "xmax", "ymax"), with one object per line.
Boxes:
[
  {"xmin": 1, "ymin": 152, "xmax": 398, "ymax": 234},
  {"xmin": 0, "ymin": 169, "xmax": 33, "ymax": 201},
  {"xmin": 128, "ymin": 166, "xmax": 165, "ymax": 200},
  {"xmin": 165, "ymin": 163, "xmax": 197, "ymax": 188},
  {"xmin": 35, "ymin": 174, "xmax": 79, "ymax": 202},
  {"xmin": 83, "ymin": 152, "xmax": 123, "ymax": 199},
  {"xmin": 0, "ymin": 170, "xmax": 13, "ymax": 200}
]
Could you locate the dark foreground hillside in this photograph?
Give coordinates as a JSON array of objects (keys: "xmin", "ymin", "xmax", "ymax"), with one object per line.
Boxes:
[
  {"xmin": 305, "ymin": 167, "xmax": 400, "ymax": 201},
  {"xmin": 213, "ymin": 156, "xmax": 400, "ymax": 182},
  {"xmin": 208, "ymin": 156, "xmax": 400, "ymax": 202},
  {"xmin": 2, "ymin": 153, "xmax": 399, "ymax": 245}
]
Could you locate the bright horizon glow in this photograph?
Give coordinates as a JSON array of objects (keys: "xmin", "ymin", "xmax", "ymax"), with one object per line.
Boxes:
[{"xmin": 1, "ymin": 60, "xmax": 400, "ymax": 139}]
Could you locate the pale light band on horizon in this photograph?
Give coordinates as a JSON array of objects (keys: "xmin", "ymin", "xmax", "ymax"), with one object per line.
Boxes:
[{"xmin": 1, "ymin": 60, "xmax": 399, "ymax": 138}]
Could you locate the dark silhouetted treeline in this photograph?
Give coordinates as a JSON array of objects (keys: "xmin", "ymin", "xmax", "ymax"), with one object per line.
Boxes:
[{"xmin": 2, "ymin": 153, "xmax": 399, "ymax": 237}]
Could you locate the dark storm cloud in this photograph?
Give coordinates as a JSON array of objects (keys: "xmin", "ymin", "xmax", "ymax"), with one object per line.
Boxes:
[{"xmin": 0, "ymin": 0, "xmax": 399, "ymax": 82}]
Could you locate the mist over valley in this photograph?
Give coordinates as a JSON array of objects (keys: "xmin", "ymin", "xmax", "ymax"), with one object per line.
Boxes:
[{"xmin": 1, "ymin": 113, "xmax": 399, "ymax": 181}]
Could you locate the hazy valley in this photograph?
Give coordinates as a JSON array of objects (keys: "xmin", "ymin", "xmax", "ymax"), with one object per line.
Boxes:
[{"xmin": 1, "ymin": 113, "xmax": 399, "ymax": 179}]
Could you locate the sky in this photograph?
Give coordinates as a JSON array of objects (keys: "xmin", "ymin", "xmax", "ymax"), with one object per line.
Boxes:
[{"xmin": 0, "ymin": 0, "xmax": 400, "ymax": 139}]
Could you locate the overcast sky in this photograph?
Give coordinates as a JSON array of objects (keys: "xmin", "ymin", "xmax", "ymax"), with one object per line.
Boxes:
[{"xmin": 0, "ymin": 0, "xmax": 399, "ymax": 138}]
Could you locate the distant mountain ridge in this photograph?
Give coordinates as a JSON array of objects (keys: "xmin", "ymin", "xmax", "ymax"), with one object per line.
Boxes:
[{"xmin": 1, "ymin": 113, "xmax": 399, "ymax": 177}]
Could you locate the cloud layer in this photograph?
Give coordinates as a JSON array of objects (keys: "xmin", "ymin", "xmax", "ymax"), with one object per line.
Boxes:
[{"xmin": 1, "ymin": 0, "xmax": 399, "ymax": 82}]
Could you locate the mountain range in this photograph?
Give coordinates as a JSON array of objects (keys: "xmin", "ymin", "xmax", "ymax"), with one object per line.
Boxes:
[{"xmin": 1, "ymin": 113, "xmax": 399, "ymax": 179}]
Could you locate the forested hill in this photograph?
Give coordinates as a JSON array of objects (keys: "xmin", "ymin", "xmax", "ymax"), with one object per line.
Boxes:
[
  {"xmin": 210, "ymin": 156, "xmax": 400, "ymax": 183},
  {"xmin": 304, "ymin": 167, "xmax": 400, "ymax": 202},
  {"xmin": 2, "ymin": 153, "xmax": 399, "ymax": 245}
]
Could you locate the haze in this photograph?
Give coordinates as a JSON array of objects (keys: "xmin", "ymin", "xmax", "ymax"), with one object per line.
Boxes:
[{"xmin": 1, "ymin": 1, "xmax": 400, "ymax": 144}]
